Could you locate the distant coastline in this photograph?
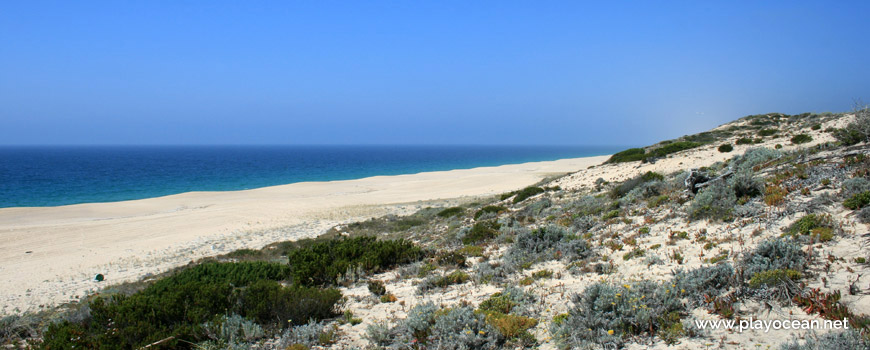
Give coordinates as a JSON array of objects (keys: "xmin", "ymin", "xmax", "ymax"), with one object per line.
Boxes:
[{"xmin": 0, "ymin": 145, "xmax": 624, "ymax": 208}]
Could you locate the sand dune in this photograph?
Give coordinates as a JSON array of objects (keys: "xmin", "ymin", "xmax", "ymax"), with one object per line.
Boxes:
[{"xmin": 0, "ymin": 155, "xmax": 608, "ymax": 314}]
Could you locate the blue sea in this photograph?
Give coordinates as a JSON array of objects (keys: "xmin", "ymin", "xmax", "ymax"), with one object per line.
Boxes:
[{"xmin": 0, "ymin": 145, "xmax": 621, "ymax": 208}]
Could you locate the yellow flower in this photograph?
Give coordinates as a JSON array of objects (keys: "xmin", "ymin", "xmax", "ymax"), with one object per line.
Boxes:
[
  {"xmin": 615, "ymin": 293, "xmax": 621, "ymax": 297},
  {"xmin": 681, "ymin": 289, "xmax": 686, "ymax": 294},
  {"xmin": 623, "ymin": 284, "xmax": 630, "ymax": 289},
  {"xmin": 607, "ymin": 330, "xmax": 615, "ymax": 335},
  {"xmin": 479, "ymin": 330, "xmax": 486, "ymax": 335}
]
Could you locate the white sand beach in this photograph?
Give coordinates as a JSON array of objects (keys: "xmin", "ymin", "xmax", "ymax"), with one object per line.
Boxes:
[{"xmin": 0, "ymin": 155, "xmax": 608, "ymax": 314}]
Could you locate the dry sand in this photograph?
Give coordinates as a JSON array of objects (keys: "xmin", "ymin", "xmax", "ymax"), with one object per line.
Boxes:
[{"xmin": 0, "ymin": 155, "xmax": 608, "ymax": 315}]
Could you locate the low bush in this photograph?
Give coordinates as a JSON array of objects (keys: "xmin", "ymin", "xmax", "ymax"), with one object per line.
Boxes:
[
  {"xmin": 239, "ymin": 280, "xmax": 342, "ymax": 327},
  {"xmin": 736, "ymin": 137, "xmax": 754, "ymax": 145},
  {"xmin": 374, "ymin": 303, "xmax": 503, "ymax": 349},
  {"xmin": 40, "ymin": 262, "xmax": 341, "ymax": 349},
  {"xmin": 688, "ymin": 180, "xmax": 736, "ymax": 221},
  {"xmin": 459, "ymin": 220, "xmax": 501, "ymax": 244},
  {"xmin": 552, "ymin": 263, "xmax": 737, "ymax": 348},
  {"xmin": 513, "ymin": 186, "xmax": 545, "ymax": 203},
  {"xmin": 504, "ymin": 226, "xmax": 592, "ymax": 270},
  {"xmin": 436, "ymin": 207, "xmax": 465, "ymax": 218},
  {"xmin": 718, "ymin": 144, "xmax": 733, "ymax": 152},
  {"xmin": 739, "ymin": 238, "xmax": 807, "ymax": 279},
  {"xmin": 842, "ymin": 177, "xmax": 870, "ymax": 198},
  {"xmin": 417, "ymin": 270, "xmax": 470, "ymax": 294},
  {"xmin": 758, "ymin": 128, "xmax": 778, "ymax": 137},
  {"xmin": 858, "ymin": 207, "xmax": 870, "ymax": 224},
  {"xmin": 474, "ymin": 205, "xmax": 506, "ymax": 219},
  {"xmin": 607, "ymin": 148, "xmax": 646, "ymax": 163},
  {"xmin": 785, "ymin": 213, "xmax": 837, "ymax": 241},
  {"xmin": 747, "ymin": 269, "xmax": 802, "ymax": 289},
  {"xmin": 844, "ymin": 191, "xmax": 870, "ymax": 210},
  {"xmin": 286, "ymin": 236, "xmax": 424, "ymax": 286},
  {"xmin": 368, "ymin": 280, "xmax": 387, "ymax": 296},
  {"xmin": 791, "ymin": 134, "xmax": 813, "ymax": 144}
]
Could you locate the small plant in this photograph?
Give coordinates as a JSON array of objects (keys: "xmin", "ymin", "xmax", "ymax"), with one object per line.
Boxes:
[
  {"xmin": 791, "ymin": 134, "xmax": 813, "ymax": 144},
  {"xmin": 623, "ymin": 248, "xmax": 646, "ymax": 261},
  {"xmin": 474, "ymin": 205, "xmax": 506, "ymax": 219},
  {"xmin": 718, "ymin": 143, "xmax": 734, "ymax": 152},
  {"xmin": 748, "ymin": 269, "xmax": 802, "ymax": 289},
  {"xmin": 764, "ymin": 184, "xmax": 788, "ymax": 206},
  {"xmin": 740, "ymin": 238, "xmax": 806, "ymax": 280},
  {"xmin": 638, "ymin": 227, "xmax": 650, "ymax": 234},
  {"xmin": 368, "ymin": 280, "xmax": 387, "ymax": 296},
  {"xmin": 459, "ymin": 220, "xmax": 501, "ymax": 244},
  {"xmin": 844, "ymin": 191, "xmax": 870, "ymax": 210},
  {"xmin": 437, "ymin": 207, "xmax": 465, "ymax": 218},
  {"xmin": 380, "ymin": 293, "xmax": 398, "ymax": 303},
  {"xmin": 785, "ymin": 213, "xmax": 836, "ymax": 242},
  {"xmin": 513, "ymin": 186, "xmax": 545, "ymax": 203},
  {"xmin": 602, "ymin": 209, "xmax": 619, "ymax": 220},
  {"xmin": 758, "ymin": 128, "xmax": 778, "ymax": 137},
  {"xmin": 736, "ymin": 137, "xmax": 754, "ymax": 145}
]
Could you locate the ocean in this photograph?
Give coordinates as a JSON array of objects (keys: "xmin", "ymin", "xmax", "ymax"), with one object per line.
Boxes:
[{"xmin": 0, "ymin": 145, "xmax": 621, "ymax": 208}]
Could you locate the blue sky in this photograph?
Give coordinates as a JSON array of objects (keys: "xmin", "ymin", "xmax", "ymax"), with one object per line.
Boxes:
[{"xmin": 1, "ymin": 1, "xmax": 868, "ymax": 145}]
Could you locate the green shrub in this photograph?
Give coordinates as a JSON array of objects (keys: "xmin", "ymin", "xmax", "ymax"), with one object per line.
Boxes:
[
  {"xmin": 785, "ymin": 213, "xmax": 836, "ymax": 240},
  {"xmin": 436, "ymin": 251, "xmax": 467, "ymax": 267},
  {"xmin": 602, "ymin": 209, "xmax": 619, "ymax": 220},
  {"xmin": 647, "ymin": 141, "xmax": 703, "ymax": 159},
  {"xmin": 368, "ymin": 280, "xmax": 387, "ymax": 296},
  {"xmin": 417, "ymin": 270, "xmax": 471, "ymax": 294},
  {"xmin": 844, "ymin": 191, "xmax": 870, "ymax": 210},
  {"xmin": 474, "ymin": 205, "xmax": 506, "ymax": 219},
  {"xmin": 239, "ymin": 280, "xmax": 342, "ymax": 327},
  {"xmin": 460, "ymin": 220, "xmax": 501, "ymax": 244},
  {"xmin": 791, "ymin": 134, "xmax": 813, "ymax": 144},
  {"xmin": 286, "ymin": 236, "xmax": 423, "ymax": 286},
  {"xmin": 748, "ymin": 269, "xmax": 802, "ymax": 289},
  {"xmin": 41, "ymin": 262, "xmax": 340, "ymax": 349},
  {"xmin": 718, "ymin": 144, "xmax": 734, "ymax": 152},
  {"xmin": 758, "ymin": 129, "xmax": 778, "ymax": 137},
  {"xmin": 513, "ymin": 186, "xmax": 545, "ymax": 203},
  {"xmin": 834, "ymin": 127, "xmax": 865, "ymax": 146},
  {"xmin": 736, "ymin": 137, "xmax": 754, "ymax": 145},
  {"xmin": 436, "ymin": 207, "xmax": 465, "ymax": 218},
  {"xmin": 607, "ymin": 148, "xmax": 646, "ymax": 163}
]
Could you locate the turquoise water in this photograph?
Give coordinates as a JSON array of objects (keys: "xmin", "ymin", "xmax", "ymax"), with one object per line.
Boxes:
[{"xmin": 0, "ymin": 145, "xmax": 620, "ymax": 208}]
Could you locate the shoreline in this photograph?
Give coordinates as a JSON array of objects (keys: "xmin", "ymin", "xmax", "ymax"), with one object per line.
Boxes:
[{"xmin": 0, "ymin": 155, "xmax": 609, "ymax": 314}]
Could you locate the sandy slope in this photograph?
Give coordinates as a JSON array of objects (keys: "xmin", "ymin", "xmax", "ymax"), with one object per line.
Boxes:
[{"xmin": 0, "ymin": 155, "xmax": 608, "ymax": 314}]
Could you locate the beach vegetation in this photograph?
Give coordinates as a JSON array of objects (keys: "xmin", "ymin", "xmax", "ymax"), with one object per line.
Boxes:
[
  {"xmin": 718, "ymin": 143, "xmax": 733, "ymax": 152},
  {"xmin": 475, "ymin": 205, "xmax": 506, "ymax": 219},
  {"xmin": 791, "ymin": 134, "xmax": 813, "ymax": 144},
  {"xmin": 40, "ymin": 262, "xmax": 341, "ymax": 349},
  {"xmin": 436, "ymin": 206, "xmax": 465, "ymax": 218},
  {"xmin": 286, "ymin": 236, "xmax": 424, "ymax": 286}
]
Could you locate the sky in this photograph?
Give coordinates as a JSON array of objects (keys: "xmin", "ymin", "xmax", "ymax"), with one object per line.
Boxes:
[{"xmin": 1, "ymin": 1, "xmax": 868, "ymax": 146}]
